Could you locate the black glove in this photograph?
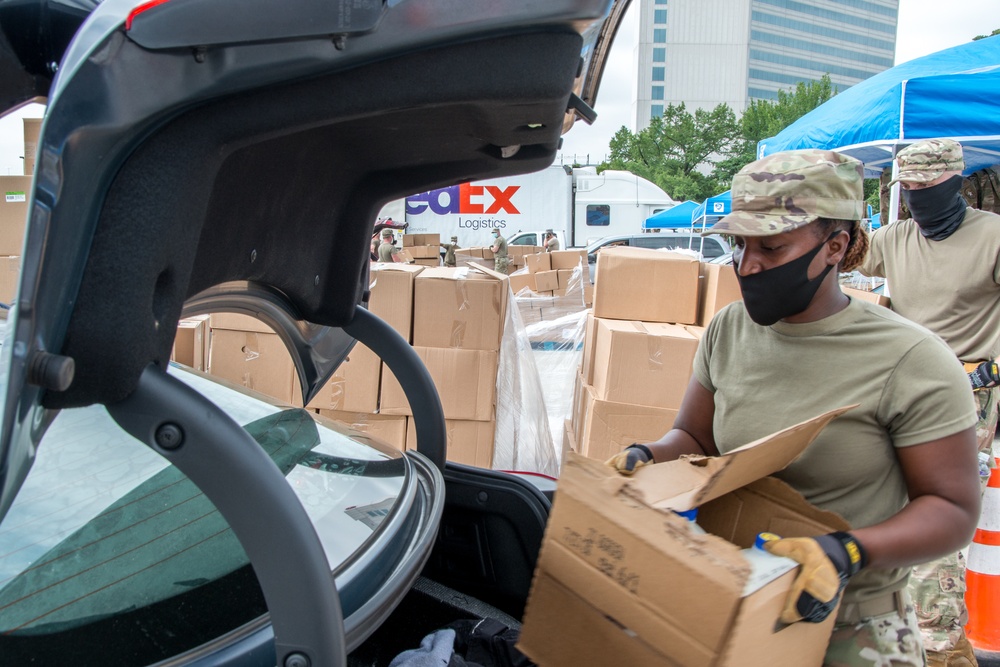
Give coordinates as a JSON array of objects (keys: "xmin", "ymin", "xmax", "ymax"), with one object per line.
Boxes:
[
  {"xmin": 605, "ymin": 443, "xmax": 653, "ymax": 475},
  {"xmin": 969, "ymin": 361, "xmax": 1000, "ymax": 391},
  {"xmin": 763, "ymin": 531, "xmax": 867, "ymax": 624}
]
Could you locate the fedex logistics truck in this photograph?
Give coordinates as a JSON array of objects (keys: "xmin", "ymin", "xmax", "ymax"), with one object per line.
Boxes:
[{"xmin": 402, "ymin": 165, "xmax": 676, "ymax": 249}]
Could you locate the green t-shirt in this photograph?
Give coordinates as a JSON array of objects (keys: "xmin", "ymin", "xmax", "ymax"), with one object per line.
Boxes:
[
  {"xmin": 694, "ymin": 297, "xmax": 976, "ymax": 603},
  {"xmin": 859, "ymin": 208, "xmax": 1000, "ymax": 362},
  {"xmin": 491, "ymin": 236, "xmax": 508, "ymax": 259},
  {"xmin": 377, "ymin": 241, "xmax": 398, "ymax": 263}
]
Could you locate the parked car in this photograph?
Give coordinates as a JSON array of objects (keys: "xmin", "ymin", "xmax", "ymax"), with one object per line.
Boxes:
[
  {"xmin": 0, "ymin": 0, "xmax": 625, "ymax": 665},
  {"xmin": 586, "ymin": 232, "xmax": 733, "ymax": 281}
]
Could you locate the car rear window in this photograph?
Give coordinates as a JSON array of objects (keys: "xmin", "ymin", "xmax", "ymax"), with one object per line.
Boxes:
[{"xmin": 0, "ymin": 368, "xmax": 404, "ymax": 665}]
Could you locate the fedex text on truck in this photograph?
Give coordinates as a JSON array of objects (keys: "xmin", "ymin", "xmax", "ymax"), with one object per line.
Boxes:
[{"xmin": 406, "ymin": 183, "xmax": 521, "ymax": 231}]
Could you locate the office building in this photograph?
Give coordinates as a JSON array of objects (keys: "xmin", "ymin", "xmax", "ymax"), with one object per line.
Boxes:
[{"xmin": 634, "ymin": 0, "xmax": 899, "ymax": 127}]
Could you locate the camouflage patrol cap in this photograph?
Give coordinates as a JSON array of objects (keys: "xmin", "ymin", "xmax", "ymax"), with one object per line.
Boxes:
[
  {"xmin": 887, "ymin": 138, "xmax": 965, "ymax": 186},
  {"xmin": 450, "ymin": 235, "xmax": 458, "ymax": 242},
  {"xmin": 704, "ymin": 149, "xmax": 865, "ymax": 237}
]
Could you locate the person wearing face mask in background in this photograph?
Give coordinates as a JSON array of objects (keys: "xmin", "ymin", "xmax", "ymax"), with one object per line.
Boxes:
[
  {"xmin": 490, "ymin": 228, "xmax": 510, "ymax": 274},
  {"xmin": 857, "ymin": 138, "xmax": 1000, "ymax": 667},
  {"xmin": 606, "ymin": 149, "xmax": 981, "ymax": 667}
]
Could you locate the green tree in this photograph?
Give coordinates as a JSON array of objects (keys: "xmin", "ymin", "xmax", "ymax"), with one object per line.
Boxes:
[
  {"xmin": 973, "ymin": 29, "xmax": 1000, "ymax": 40},
  {"xmin": 603, "ymin": 102, "xmax": 739, "ymax": 201},
  {"xmin": 718, "ymin": 75, "xmax": 836, "ymax": 181}
]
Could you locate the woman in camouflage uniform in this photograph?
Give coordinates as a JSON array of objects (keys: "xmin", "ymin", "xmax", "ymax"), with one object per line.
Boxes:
[{"xmin": 609, "ymin": 149, "xmax": 981, "ymax": 667}]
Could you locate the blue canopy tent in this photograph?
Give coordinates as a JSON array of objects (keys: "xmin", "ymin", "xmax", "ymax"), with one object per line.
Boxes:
[
  {"xmin": 691, "ymin": 190, "xmax": 731, "ymax": 230},
  {"xmin": 758, "ymin": 35, "xmax": 1000, "ymax": 182},
  {"xmin": 643, "ymin": 200, "xmax": 699, "ymax": 229}
]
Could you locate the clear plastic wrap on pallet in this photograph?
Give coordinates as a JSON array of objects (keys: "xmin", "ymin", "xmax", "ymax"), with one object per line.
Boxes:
[
  {"xmin": 503, "ymin": 261, "xmax": 590, "ymax": 469},
  {"xmin": 493, "ymin": 284, "xmax": 561, "ymax": 476}
]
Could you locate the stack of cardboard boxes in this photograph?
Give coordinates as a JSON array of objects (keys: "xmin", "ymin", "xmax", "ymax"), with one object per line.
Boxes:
[
  {"xmin": 508, "ymin": 249, "xmax": 593, "ymax": 328},
  {"xmin": 398, "ymin": 233, "xmax": 442, "ymax": 267},
  {"xmin": 506, "ymin": 244, "xmax": 544, "ymax": 273},
  {"xmin": 569, "ymin": 247, "xmax": 742, "ymax": 462},
  {"xmin": 453, "ymin": 245, "xmax": 494, "ymax": 270},
  {"xmin": 177, "ymin": 262, "xmax": 511, "ymax": 466},
  {"xmin": 380, "ymin": 266, "xmax": 509, "ymax": 467},
  {"xmin": 0, "ymin": 119, "xmax": 41, "ymax": 306}
]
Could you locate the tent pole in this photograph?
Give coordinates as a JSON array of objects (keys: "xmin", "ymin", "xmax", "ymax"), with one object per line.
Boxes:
[{"xmin": 889, "ymin": 82, "xmax": 907, "ymax": 226}]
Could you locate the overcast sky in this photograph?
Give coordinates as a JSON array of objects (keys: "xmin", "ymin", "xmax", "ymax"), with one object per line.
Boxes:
[
  {"xmin": 557, "ymin": 0, "xmax": 1000, "ymax": 163},
  {"xmin": 0, "ymin": 0, "xmax": 997, "ymax": 174}
]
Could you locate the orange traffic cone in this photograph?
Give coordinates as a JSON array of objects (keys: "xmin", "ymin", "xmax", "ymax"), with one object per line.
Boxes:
[{"xmin": 966, "ymin": 459, "xmax": 1000, "ymax": 663}]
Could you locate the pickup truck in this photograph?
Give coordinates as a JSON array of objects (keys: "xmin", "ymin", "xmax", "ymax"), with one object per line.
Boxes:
[{"xmin": 507, "ymin": 229, "xmax": 569, "ymax": 250}]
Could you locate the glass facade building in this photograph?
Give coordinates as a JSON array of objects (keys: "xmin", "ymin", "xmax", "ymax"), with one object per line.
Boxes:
[{"xmin": 634, "ymin": 0, "xmax": 898, "ymax": 128}]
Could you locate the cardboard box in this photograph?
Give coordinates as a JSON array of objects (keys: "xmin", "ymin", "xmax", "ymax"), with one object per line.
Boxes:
[
  {"xmin": 23, "ymin": 118, "xmax": 41, "ymax": 176},
  {"xmin": 519, "ymin": 407, "xmax": 853, "ymax": 667},
  {"xmin": 556, "ymin": 269, "xmax": 576, "ymax": 290},
  {"xmin": 413, "ymin": 258, "xmax": 440, "ymax": 267},
  {"xmin": 406, "ymin": 244, "xmax": 441, "ymax": 259},
  {"xmin": 550, "ymin": 249, "xmax": 586, "ymax": 270},
  {"xmin": 208, "ymin": 329, "xmax": 297, "ymax": 405},
  {"xmin": 316, "ymin": 410, "xmax": 407, "ymax": 451},
  {"xmin": 172, "ymin": 315, "xmax": 210, "ymax": 371},
  {"xmin": 576, "ymin": 383, "xmax": 678, "ymax": 462},
  {"xmin": 369, "ymin": 263, "xmax": 425, "ymax": 341},
  {"xmin": 525, "ymin": 252, "xmax": 551, "ymax": 274},
  {"xmin": 843, "ymin": 286, "xmax": 890, "ymax": 308},
  {"xmin": 570, "ymin": 368, "xmax": 585, "ymax": 441},
  {"xmin": 685, "ymin": 324, "xmax": 706, "ymax": 342},
  {"xmin": 699, "ymin": 261, "xmax": 743, "ymax": 326},
  {"xmin": 563, "ymin": 418, "xmax": 577, "ymax": 455},
  {"xmin": 591, "ymin": 319, "xmax": 699, "ymax": 410},
  {"xmin": 405, "ymin": 418, "xmax": 496, "ymax": 467},
  {"xmin": 0, "ymin": 255, "xmax": 19, "ymax": 305},
  {"xmin": 306, "ymin": 342, "xmax": 381, "ymax": 413},
  {"xmin": 403, "ymin": 233, "xmax": 440, "ymax": 247},
  {"xmin": 0, "ymin": 176, "xmax": 31, "ymax": 256},
  {"xmin": 533, "ymin": 270, "xmax": 559, "ymax": 293},
  {"xmin": 458, "ymin": 246, "xmax": 496, "ymax": 260},
  {"xmin": 593, "ymin": 247, "xmax": 700, "ymax": 324},
  {"xmin": 581, "ymin": 311, "xmax": 598, "ymax": 385},
  {"xmin": 508, "ymin": 272, "xmax": 537, "ymax": 295},
  {"xmin": 412, "ymin": 266, "xmax": 509, "ymax": 351},
  {"xmin": 509, "ymin": 245, "xmax": 543, "ymax": 258},
  {"xmin": 396, "ymin": 248, "xmax": 416, "ymax": 264},
  {"xmin": 210, "ymin": 312, "xmax": 274, "ymax": 334},
  {"xmin": 380, "ymin": 347, "xmax": 498, "ymax": 421}
]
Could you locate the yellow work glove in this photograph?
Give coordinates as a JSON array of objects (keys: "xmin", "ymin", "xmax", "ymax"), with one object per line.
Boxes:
[
  {"xmin": 763, "ymin": 532, "xmax": 867, "ymax": 624},
  {"xmin": 605, "ymin": 444, "xmax": 653, "ymax": 476}
]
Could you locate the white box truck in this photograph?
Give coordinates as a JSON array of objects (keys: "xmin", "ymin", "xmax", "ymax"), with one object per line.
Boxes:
[{"xmin": 400, "ymin": 165, "xmax": 676, "ymax": 249}]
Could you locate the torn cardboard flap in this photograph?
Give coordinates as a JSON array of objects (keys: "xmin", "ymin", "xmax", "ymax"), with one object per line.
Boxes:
[{"xmin": 624, "ymin": 405, "xmax": 857, "ymax": 511}]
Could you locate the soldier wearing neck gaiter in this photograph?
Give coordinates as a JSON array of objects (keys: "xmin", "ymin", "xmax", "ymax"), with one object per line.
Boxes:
[{"xmin": 860, "ymin": 138, "xmax": 1000, "ymax": 667}]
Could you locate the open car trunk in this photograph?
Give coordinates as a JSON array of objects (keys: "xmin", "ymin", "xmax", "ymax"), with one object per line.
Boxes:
[{"xmin": 0, "ymin": 0, "xmax": 630, "ymax": 664}]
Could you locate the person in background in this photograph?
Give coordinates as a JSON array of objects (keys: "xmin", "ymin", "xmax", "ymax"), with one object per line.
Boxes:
[
  {"xmin": 377, "ymin": 229, "xmax": 399, "ymax": 263},
  {"xmin": 858, "ymin": 138, "xmax": 1000, "ymax": 667},
  {"xmin": 441, "ymin": 235, "xmax": 460, "ymax": 267},
  {"xmin": 544, "ymin": 229, "xmax": 560, "ymax": 252},
  {"xmin": 491, "ymin": 229, "xmax": 509, "ymax": 274},
  {"xmin": 607, "ymin": 149, "xmax": 980, "ymax": 667}
]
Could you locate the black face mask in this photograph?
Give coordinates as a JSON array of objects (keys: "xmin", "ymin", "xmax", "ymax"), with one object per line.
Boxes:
[
  {"xmin": 735, "ymin": 233, "xmax": 836, "ymax": 326},
  {"xmin": 901, "ymin": 175, "xmax": 966, "ymax": 241}
]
